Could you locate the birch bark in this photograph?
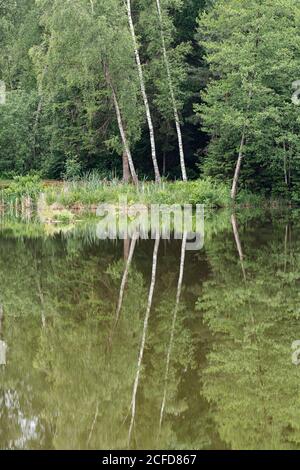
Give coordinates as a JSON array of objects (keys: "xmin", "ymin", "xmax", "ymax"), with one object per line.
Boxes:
[
  {"xmin": 231, "ymin": 128, "xmax": 246, "ymax": 200},
  {"xmin": 155, "ymin": 0, "xmax": 187, "ymax": 181},
  {"xmin": 104, "ymin": 64, "xmax": 139, "ymax": 185},
  {"xmin": 126, "ymin": 0, "xmax": 161, "ymax": 182},
  {"xmin": 159, "ymin": 232, "xmax": 187, "ymax": 432},
  {"xmin": 128, "ymin": 234, "xmax": 160, "ymax": 445}
]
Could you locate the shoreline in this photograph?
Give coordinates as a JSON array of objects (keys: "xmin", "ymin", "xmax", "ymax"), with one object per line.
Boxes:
[{"xmin": 0, "ymin": 178, "xmax": 295, "ymax": 218}]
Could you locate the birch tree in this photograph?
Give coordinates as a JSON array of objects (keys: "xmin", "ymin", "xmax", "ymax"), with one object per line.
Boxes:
[
  {"xmin": 125, "ymin": 0, "xmax": 161, "ymax": 182},
  {"xmin": 159, "ymin": 232, "xmax": 187, "ymax": 432},
  {"xmin": 155, "ymin": 0, "xmax": 187, "ymax": 181},
  {"xmin": 196, "ymin": 0, "xmax": 300, "ymax": 199},
  {"xmin": 31, "ymin": 0, "xmax": 142, "ymax": 181},
  {"xmin": 138, "ymin": 0, "xmax": 191, "ymax": 180},
  {"xmin": 108, "ymin": 232, "xmax": 138, "ymax": 347},
  {"xmin": 0, "ymin": 304, "xmax": 6, "ymax": 367},
  {"xmin": 231, "ymin": 214, "xmax": 246, "ymax": 281},
  {"xmin": 90, "ymin": 0, "xmax": 138, "ymax": 183},
  {"xmin": 128, "ymin": 234, "xmax": 160, "ymax": 446},
  {"xmin": 104, "ymin": 64, "xmax": 139, "ymax": 184}
]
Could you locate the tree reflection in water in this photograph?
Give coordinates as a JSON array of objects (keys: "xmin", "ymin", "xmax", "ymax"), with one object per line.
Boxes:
[{"xmin": 0, "ymin": 211, "xmax": 300, "ymax": 449}]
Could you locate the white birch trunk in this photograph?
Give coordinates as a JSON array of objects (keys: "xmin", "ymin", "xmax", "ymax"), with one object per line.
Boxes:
[
  {"xmin": 231, "ymin": 214, "xmax": 246, "ymax": 281},
  {"xmin": 32, "ymin": 65, "xmax": 47, "ymax": 153},
  {"xmin": 159, "ymin": 232, "xmax": 187, "ymax": 431},
  {"xmin": 35, "ymin": 258, "xmax": 46, "ymax": 328},
  {"xmin": 115, "ymin": 233, "xmax": 138, "ymax": 328},
  {"xmin": 0, "ymin": 304, "xmax": 4, "ymax": 367},
  {"xmin": 231, "ymin": 129, "xmax": 245, "ymax": 200},
  {"xmin": 231, "ymin": 87, "xmax": 253, "ymax": 200},
  {"xmin": 33, "ymin": 96, "xmax": 43, "ymax": 136},
  {"xmin": 155, "ymin": 0, "xmax": 187, "ymax": 181},
  {"xmin": 123, "ymin": 151, "xmax": 131, "ymax": 183},
  {"xmin": 128, "ymin": 234, "xmax": 160, "ymax": 446},
  {"xmin": 87, "ymin": 401, "xmax": 99, "ymax": 447},
  {"xmin": 284, "ymin": 224, "xmax": 288, "ymax": 273},
  {"xmin": 126, "ymin": 0, "xmax": 161, "ymax": 183},
  {"xmin": 283, "ymin": 141, "xmax": 289, "ymax": 187},
  {"xmin": 104, "ymin": 65, "xmax": 139, "ymax": 185},
  {"xmin": 0, "ymin": 304, "xmax": 3, "ymax": 334}
]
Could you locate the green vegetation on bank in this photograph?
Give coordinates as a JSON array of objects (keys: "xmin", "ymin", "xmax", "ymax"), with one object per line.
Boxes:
[
  {"xmin": 0, "ymin": 174, "xmax": 275, "ymax": 210},
  {"xmin": 45, "ymin": 177, "xmax": 230, "ymax": 208},
  {"xmin": 0, "ymin": 198, "xmax": 273, "ymax": 243},
  {"xmin": 2, "ymin": 175, "xmax": 43, "ymax": 200}
]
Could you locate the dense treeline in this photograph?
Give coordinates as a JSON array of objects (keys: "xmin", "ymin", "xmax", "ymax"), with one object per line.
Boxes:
[{"xmin": 0, "ymin": 0, "xmax": 300, "ymax": 199}]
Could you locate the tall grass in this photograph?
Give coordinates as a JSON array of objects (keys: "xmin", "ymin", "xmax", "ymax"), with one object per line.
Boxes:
[{"xmin": 45, "ymin": 177, "xmax": 231, "ymax": 208}]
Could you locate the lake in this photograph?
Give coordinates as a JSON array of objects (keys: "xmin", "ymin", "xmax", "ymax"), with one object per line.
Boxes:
[{"xmin": 0, "ymin": 209, "xmax": 300, "ymax": 450}]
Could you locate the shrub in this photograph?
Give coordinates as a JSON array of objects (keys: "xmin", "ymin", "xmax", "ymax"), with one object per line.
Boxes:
[
  {"xmin": 53, "ymin": 210, "xmax": 75, "ymax": 224},
  {"xmin": 62, "ymin": 154, "xmax": 82, "ymax": 181},
  {"xmin": 3, "ymin": 175, "xmax": 43, "ymax": 201}
]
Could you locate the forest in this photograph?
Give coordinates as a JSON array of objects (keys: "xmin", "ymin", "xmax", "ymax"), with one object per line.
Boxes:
[{"xmin": 1, "ymin": 0, "xmax": 300, "ymax": 202}]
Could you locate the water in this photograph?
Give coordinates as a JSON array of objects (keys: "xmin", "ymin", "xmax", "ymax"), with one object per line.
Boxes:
[{"xmin": 1, "ymin": 209, "xmax": 300, "ymax": 450}]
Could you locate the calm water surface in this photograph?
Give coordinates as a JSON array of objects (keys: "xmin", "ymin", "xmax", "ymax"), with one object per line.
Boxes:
[{"xmin": 1, "ymin": 210, "xmax": 300, "ymax": 450}]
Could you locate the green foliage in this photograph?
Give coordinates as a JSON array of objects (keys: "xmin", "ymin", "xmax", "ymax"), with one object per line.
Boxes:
[
  {"xmin": 196, "ymin": 0, "xmax": 300, "ymax": 198},
  {"xmin": 139, "ymin": 0, "xmax": 191, "ymax": 119},
  {"xmin": 44, "ymin": 178, "xmax": 230, "ymax": 208},
  {"xmin": 53, "ymin": 210, "xmax": 75, "ymax": 224},
  {"xmin": 0, "ymin": 225, "xmax": 203, "ymax": 449},
  {"xmin": 2, "ymin": 0, "xmax": 300, "ymax": 198},
  {"xmin": 0, "ymin": 0, "xmax": 206, "ymax": 181},
  {"xmin": 3, "ymin": 175, "xmax": 43, "ymax": 200},
  {"xmin": 196, "ymin": 211, "xmax": 300, "ymax": 449},
  {"xmin": 0, "ymin": 90, "xmax": 38, "ymax": 175},
  {"xmin": 62, "ymin": 154, "xmax": 82, "ymax": 181},
  {"xmin": 1, "ymin": 208, "xmax": 300, "ymax": 449}
]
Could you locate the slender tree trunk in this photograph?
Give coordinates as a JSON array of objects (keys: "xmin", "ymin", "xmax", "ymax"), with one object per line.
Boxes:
[
  {"xmin": 104, "ymin": 64, "xmax": 138, "ymax": 185},
  {"xmin": 288, "ymin": 151, "xmax": 291, "ymax": 192},
  {"xmin": 159, "ymin": 232, "xmax": 187, "ymax": 432},
  {"xmin": 284, "ymin": 224, "xmax": 289, "ymax": 273},
  {"xmin": 115, "ymin": 234, "xmax": 137, "ymax": 328},
  {"xmin": 87, "ymin": 401, "xmax": 99, "ymax": 447},
  {"xmin": 128, "ymin": 234, "xmax": 160, "ymax": 446},
  {"xmin": 107, "ymin": 234, "xmax": 138, "ymax": 350},
  {"xmin": 231, "ymin": 129, "xmax": 246, "ymax": 200},
  {"xmin": 34, "ymin": 258, "xmax": 46, "ymax": 328},
  {"xmin": 123, "ymin": 150, "xmax": 131, "ymax": 183},
  {"xmin": 0, "ymin": 304, "xmax": 3, "ymax": 335},
  {"xmin": 231, "ymin": 214, "xmax": 246, "ymax": 281},
  {"xmin": 155, "ymin": 0, "xmax": 187, "ymax": 181},
  {"xmin": 125, "ymin": 0, "xmax": 161, "ymax": 183},
  {"xmin": 283, "ymin": 142, "xmax": 288, "ymax": 187},
  {"xmin": 0, "ymin": 304, "xmax": 6, "ymax": 366},
  {"xmin": 124, "ymin": 238, "xmax": 130, "ymax": 260},
  {"xmin": 36, "ymin": 276, "xmax": 46, "ymax": 329},
  {"xmin": 231, "ymin": 85, "xmax": 254, "ymax": 200},
  {"xmin": 32, "ymin": 66, "xmax": 47, "ymax": 156},
  {"xmin": 33, "ymin": 97, "xmax": 43, "ymax": 136}
]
